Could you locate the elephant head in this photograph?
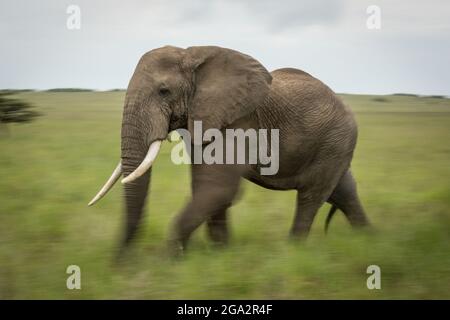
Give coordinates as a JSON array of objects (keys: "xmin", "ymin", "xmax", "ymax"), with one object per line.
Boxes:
[{"xmin": 88, "ymin": 45, "xmax": 272, "ymax": 247}]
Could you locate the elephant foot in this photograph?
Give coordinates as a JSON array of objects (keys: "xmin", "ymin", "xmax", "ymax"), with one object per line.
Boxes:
[
  {"xmin": 167, "ymin": 239, "xmax": 185, "ymax": 259},
  {"xmin": 111, "ymin": 245, "xmax": 131, "ymax": 267},
  {"xmin": 288, "ymin": 229, "xmax": 309, "ymax": 242},
  {"xmin": 207, "ymin": 228, "xmax": 229, "ymax": 247},
  {"xmin": 210, "ymin": 240, "xmax": 229, "ymax": 249}
]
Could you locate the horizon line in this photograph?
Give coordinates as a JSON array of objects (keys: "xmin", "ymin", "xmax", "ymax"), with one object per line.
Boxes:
[{"xmin": 1, "ymin": 88, "xmax": 448, "ymax": 98}]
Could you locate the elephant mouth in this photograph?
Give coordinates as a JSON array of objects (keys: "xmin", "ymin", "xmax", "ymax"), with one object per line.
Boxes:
[{"xmin": 87, "ymin": 139, "xmax": 164, "ymax": 206}]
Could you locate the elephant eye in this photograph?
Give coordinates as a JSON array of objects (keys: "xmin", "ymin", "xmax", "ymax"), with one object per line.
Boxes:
[{"xmin": 159, "ymin": 87, "xmax": 171, "ymax": 97}]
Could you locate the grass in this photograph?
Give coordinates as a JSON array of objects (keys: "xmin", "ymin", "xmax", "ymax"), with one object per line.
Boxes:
[{"xmin": 0, "ymin": 91, "xmax": 449, "ymax": 299}]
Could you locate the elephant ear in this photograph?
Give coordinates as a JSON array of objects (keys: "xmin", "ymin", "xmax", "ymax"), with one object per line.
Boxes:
[{"xmin": 184, "ymin": 46, "xmax": 272, "ymax": 140}]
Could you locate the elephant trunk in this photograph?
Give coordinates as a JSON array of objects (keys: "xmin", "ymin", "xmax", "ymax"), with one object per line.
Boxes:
[
  {"xmin": 120, "ymin": 109, "xmax": 151, "ymax": 246},
  {"xmin": 88, "ymin": 89, "xmax": 170, "ymax": 248},
  {"xmin": 121, "ymin": 169, "xmax": 151, "ymax": 246},
  {"xmin": 119, "ymin": 103, "xmax": 168, "ymax": 246}
]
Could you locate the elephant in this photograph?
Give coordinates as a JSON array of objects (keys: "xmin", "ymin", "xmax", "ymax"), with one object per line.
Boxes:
[{"xmin": 88, "ymin": 45, "xmax": 370, "ymax": 256}]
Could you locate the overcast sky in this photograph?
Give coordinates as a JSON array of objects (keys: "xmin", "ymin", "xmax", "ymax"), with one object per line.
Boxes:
[{"xmin": 1, "ymin": 0, "xmax": 449, "ymax": 95}]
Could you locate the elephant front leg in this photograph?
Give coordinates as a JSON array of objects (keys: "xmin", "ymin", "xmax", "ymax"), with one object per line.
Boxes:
[{"xmin": 168, "ymin": 163, "xmax": 242, "ymax": 256}]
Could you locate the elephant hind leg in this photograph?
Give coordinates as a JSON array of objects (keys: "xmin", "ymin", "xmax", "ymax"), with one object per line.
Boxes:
[
  {"xmin": 290, "ymin": 191, "xmax": 325, "ymax": 239},
  {"xmin": 327, "ymin": 170, "xmax": 370, "ymax": 230},
  {"xmin": 290, "ymin": 162, "xmax": 346, "ymax": 239},
  {"xmin": 206, "ymin": 207, "xmax": 230, "ymax": 246}
]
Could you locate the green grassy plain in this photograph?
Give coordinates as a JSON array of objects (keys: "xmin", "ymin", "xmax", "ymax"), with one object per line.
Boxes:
[{"xmin": 0, "ymin": 91, "xmax": 449, "ymax": 299}]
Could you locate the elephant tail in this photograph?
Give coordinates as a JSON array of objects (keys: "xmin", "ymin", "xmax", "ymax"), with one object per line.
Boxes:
[{"xmin": 325, "ymin": 204, "xmax": 339, "ymax": 234}]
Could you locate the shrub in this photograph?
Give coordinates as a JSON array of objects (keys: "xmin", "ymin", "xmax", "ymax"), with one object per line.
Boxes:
[{"xmin": 0, "ymin": 93, "xmax": 41, "ymax": 126}]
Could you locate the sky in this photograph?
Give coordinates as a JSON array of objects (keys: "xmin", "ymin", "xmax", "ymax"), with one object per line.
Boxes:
[{"xmin": 1, "ymin": 0, "xmax": 449, "ymax": 95}]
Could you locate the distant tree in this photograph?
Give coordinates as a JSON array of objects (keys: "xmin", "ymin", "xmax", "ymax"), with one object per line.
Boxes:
[
  {"xmin": 372, "ymin": 97, "xmax": 389, "ymax": 103},
  {"xmin": 392, "ymin": 93, "xmax": 419, "ymax": 97},
  {"xmin": 0, "ymin": 93, "xmax": 40, "ymax": 135},
  {"xmin": 46, "ymin": 88, "xmax": 93, "ymax": 92},
  {"xmin": 426, "ymin": 95, "xmax": 446, "ymax": 99}
]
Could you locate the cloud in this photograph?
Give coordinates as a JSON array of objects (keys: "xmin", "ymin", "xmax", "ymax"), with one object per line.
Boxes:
[
  {"xmin": 0, "ymin": 0, "xmax": 449, "ymax": 95},
  {"xmin": 238, "ymin": 0, "xmax": 344, "ymax": 32}
]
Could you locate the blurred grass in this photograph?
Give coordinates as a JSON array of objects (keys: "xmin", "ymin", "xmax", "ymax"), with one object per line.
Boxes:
[{"xmin": 0, "ymin": 91, "xmax": 449, "ymax": 299}]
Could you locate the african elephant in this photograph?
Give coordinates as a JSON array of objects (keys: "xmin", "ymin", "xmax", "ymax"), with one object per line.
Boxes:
[{"xmin": 88, "ymin": 45, "xmax": 370, "ymax": 256}]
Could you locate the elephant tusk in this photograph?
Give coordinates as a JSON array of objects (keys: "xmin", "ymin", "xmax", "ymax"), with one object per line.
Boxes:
[
  {"xmin": 88, "ymin": 161, "xmax": 122, "ymax": 206},
  {"xmin": 121, "ymin": 140, "xmax": 162, "ymax": 184}
]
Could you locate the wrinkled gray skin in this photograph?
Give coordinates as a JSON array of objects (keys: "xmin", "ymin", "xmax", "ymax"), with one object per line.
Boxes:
[{"xmin": 116, "ymin": 45, "xmax": 370, "ymax": 256}]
